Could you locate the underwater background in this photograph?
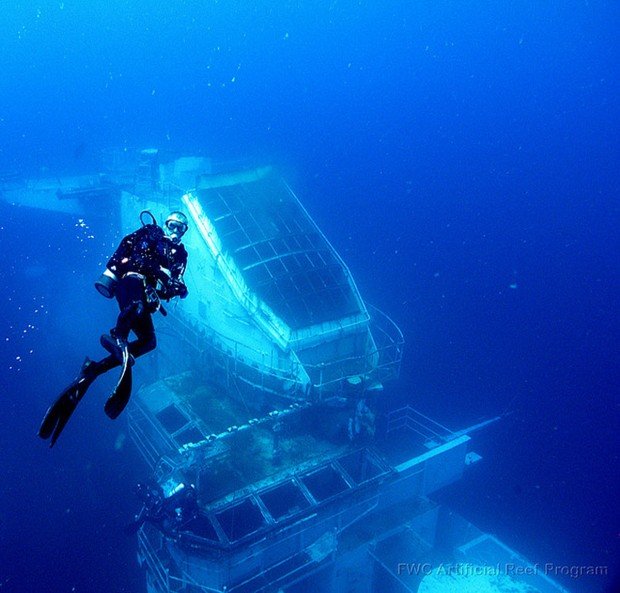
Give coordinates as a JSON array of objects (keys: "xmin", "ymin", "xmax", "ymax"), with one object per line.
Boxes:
[{"xmin": 0, "ymin": 2, "xmax": 618, "ymax": 592}]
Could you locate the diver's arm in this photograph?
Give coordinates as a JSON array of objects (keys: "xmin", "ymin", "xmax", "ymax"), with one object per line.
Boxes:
[
  {"xmin": 170, "ymin": 245, "xmax": 187, "ymax": 281},
  {"xmin": 156, "ymin": 268, "xmax": 188, "ymax": 300},
  {"xmin": 158, "ymin": 277, "xmax": 188, "ymax": 300},
  {"xmin": 162, "ymin": 246, "xmax": 189, "ymax": 299}
]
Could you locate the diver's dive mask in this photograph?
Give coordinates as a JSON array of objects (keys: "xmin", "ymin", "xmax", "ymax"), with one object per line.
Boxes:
[{"xmin": 164, "ymin": 211, "xmax": 188, "ymax": 244}]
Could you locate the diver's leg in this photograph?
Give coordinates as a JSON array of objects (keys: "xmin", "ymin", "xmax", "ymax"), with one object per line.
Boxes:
[
  {"xmin": 103, "ymin": 307, "xmax": 156, "ymax": 420},
  {"xmin": 101, "ymin": 301, "xmax": 155, "ymax": 365},
  {"xmin": 103, "ymin": 276, "xmax": 146, "ymax": 364},
  {"xmin": 100, "ymin": 332, "xmax": 135, "ymax": 367},
  {"xmin": 128, "ymin": 311, "xmax": 157, "ymax": 359},
  {"xmin": 112, "ymin": 303, "xmax": 139, "ymax": 343},
  {"xmin": 111, "ymin": 276, "xmax": 145, "ymax": 341},
  {"xmin": 90, "ymin": 352, "xmax": 120, "ymax": 374}
]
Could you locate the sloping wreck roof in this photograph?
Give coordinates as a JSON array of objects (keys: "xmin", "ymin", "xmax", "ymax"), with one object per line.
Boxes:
[{"xmin": 196, "ymin": 167, "xmax": 362, "ymax": 330}]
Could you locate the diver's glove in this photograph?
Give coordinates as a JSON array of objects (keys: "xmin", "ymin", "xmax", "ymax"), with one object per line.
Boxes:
[
  {"xmin": 175, "ymin": 281, "xmax": 189, "ymax": 299},
  {"xmin": 163, "ymin": 279, "xmax": 188, "ymax": 300}
]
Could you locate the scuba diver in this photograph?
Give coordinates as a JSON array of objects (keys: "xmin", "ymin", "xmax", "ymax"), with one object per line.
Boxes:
[
  {"xmin": 38, "ymin": 211, "xmax": 189, "ymax": 447},
  {"xmin": 125, "ymin": 482, "xmax": 198, "ymax": 537}
]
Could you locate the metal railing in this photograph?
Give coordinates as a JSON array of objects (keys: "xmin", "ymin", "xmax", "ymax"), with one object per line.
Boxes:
[
  {"xmin": 165, "ymin": 310, "xmax": 310, "ymax": 398},
  {"xmin": 300, "ymin": 304, "xmax": 404, "ymax": 395},
  {"xmin": 139, "ymin": 489, "xmax": 380, "ymax": 593},
  {"xmin": 138, "ymin": 528, "xmax": 222, "ymax": 593},
  {"xmin": 386, "ymin": 405, "xmax": 454, "ymax": 443},
  {"xmin": 366, "ymin": 303, "xmax": 404, "ymax": 382}
]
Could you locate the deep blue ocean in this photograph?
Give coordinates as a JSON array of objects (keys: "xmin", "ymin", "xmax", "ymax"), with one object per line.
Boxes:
[{"xmin": 1, "ymin": 2, "xmax": 618, "ymax": 592}]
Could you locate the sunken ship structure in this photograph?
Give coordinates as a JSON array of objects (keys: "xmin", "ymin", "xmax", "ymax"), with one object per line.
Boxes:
[{"xmin": 1, "ymin": 150, "xmax": 569, "ymax": 593}]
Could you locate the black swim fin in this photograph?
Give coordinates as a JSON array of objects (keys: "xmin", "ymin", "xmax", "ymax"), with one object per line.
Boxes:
[
  {"xmin": 104, "ymin": 346, "xmax": 133, "ymax": 420},
  {"xmin": 39, "ymin": 358, "xmax": 97, "ymax": 447}
]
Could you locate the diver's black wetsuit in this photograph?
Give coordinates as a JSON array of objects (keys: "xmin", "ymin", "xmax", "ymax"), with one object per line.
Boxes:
[{"xmin": 96, "ymin": 223, "xmax": 188, "ymax": 373}]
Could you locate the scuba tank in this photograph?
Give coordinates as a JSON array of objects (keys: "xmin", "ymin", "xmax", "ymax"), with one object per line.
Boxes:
[{"xmin": 95, "ymin": 268, "xmax": 119, "ymax": 298}]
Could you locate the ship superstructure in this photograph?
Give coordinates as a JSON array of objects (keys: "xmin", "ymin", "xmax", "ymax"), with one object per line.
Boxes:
[
  {"xmin": 1, "ymin": 150, "xmax": 570, "ymax": 593},
  {"xmin": 120, "ymin": 158, "xmax": 402, "ymax": 406}
]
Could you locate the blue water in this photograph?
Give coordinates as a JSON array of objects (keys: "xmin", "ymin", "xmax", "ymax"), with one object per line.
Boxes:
[{"xmin": 1, "ymin": 2, "xmax": 618, "ymax": 592}]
